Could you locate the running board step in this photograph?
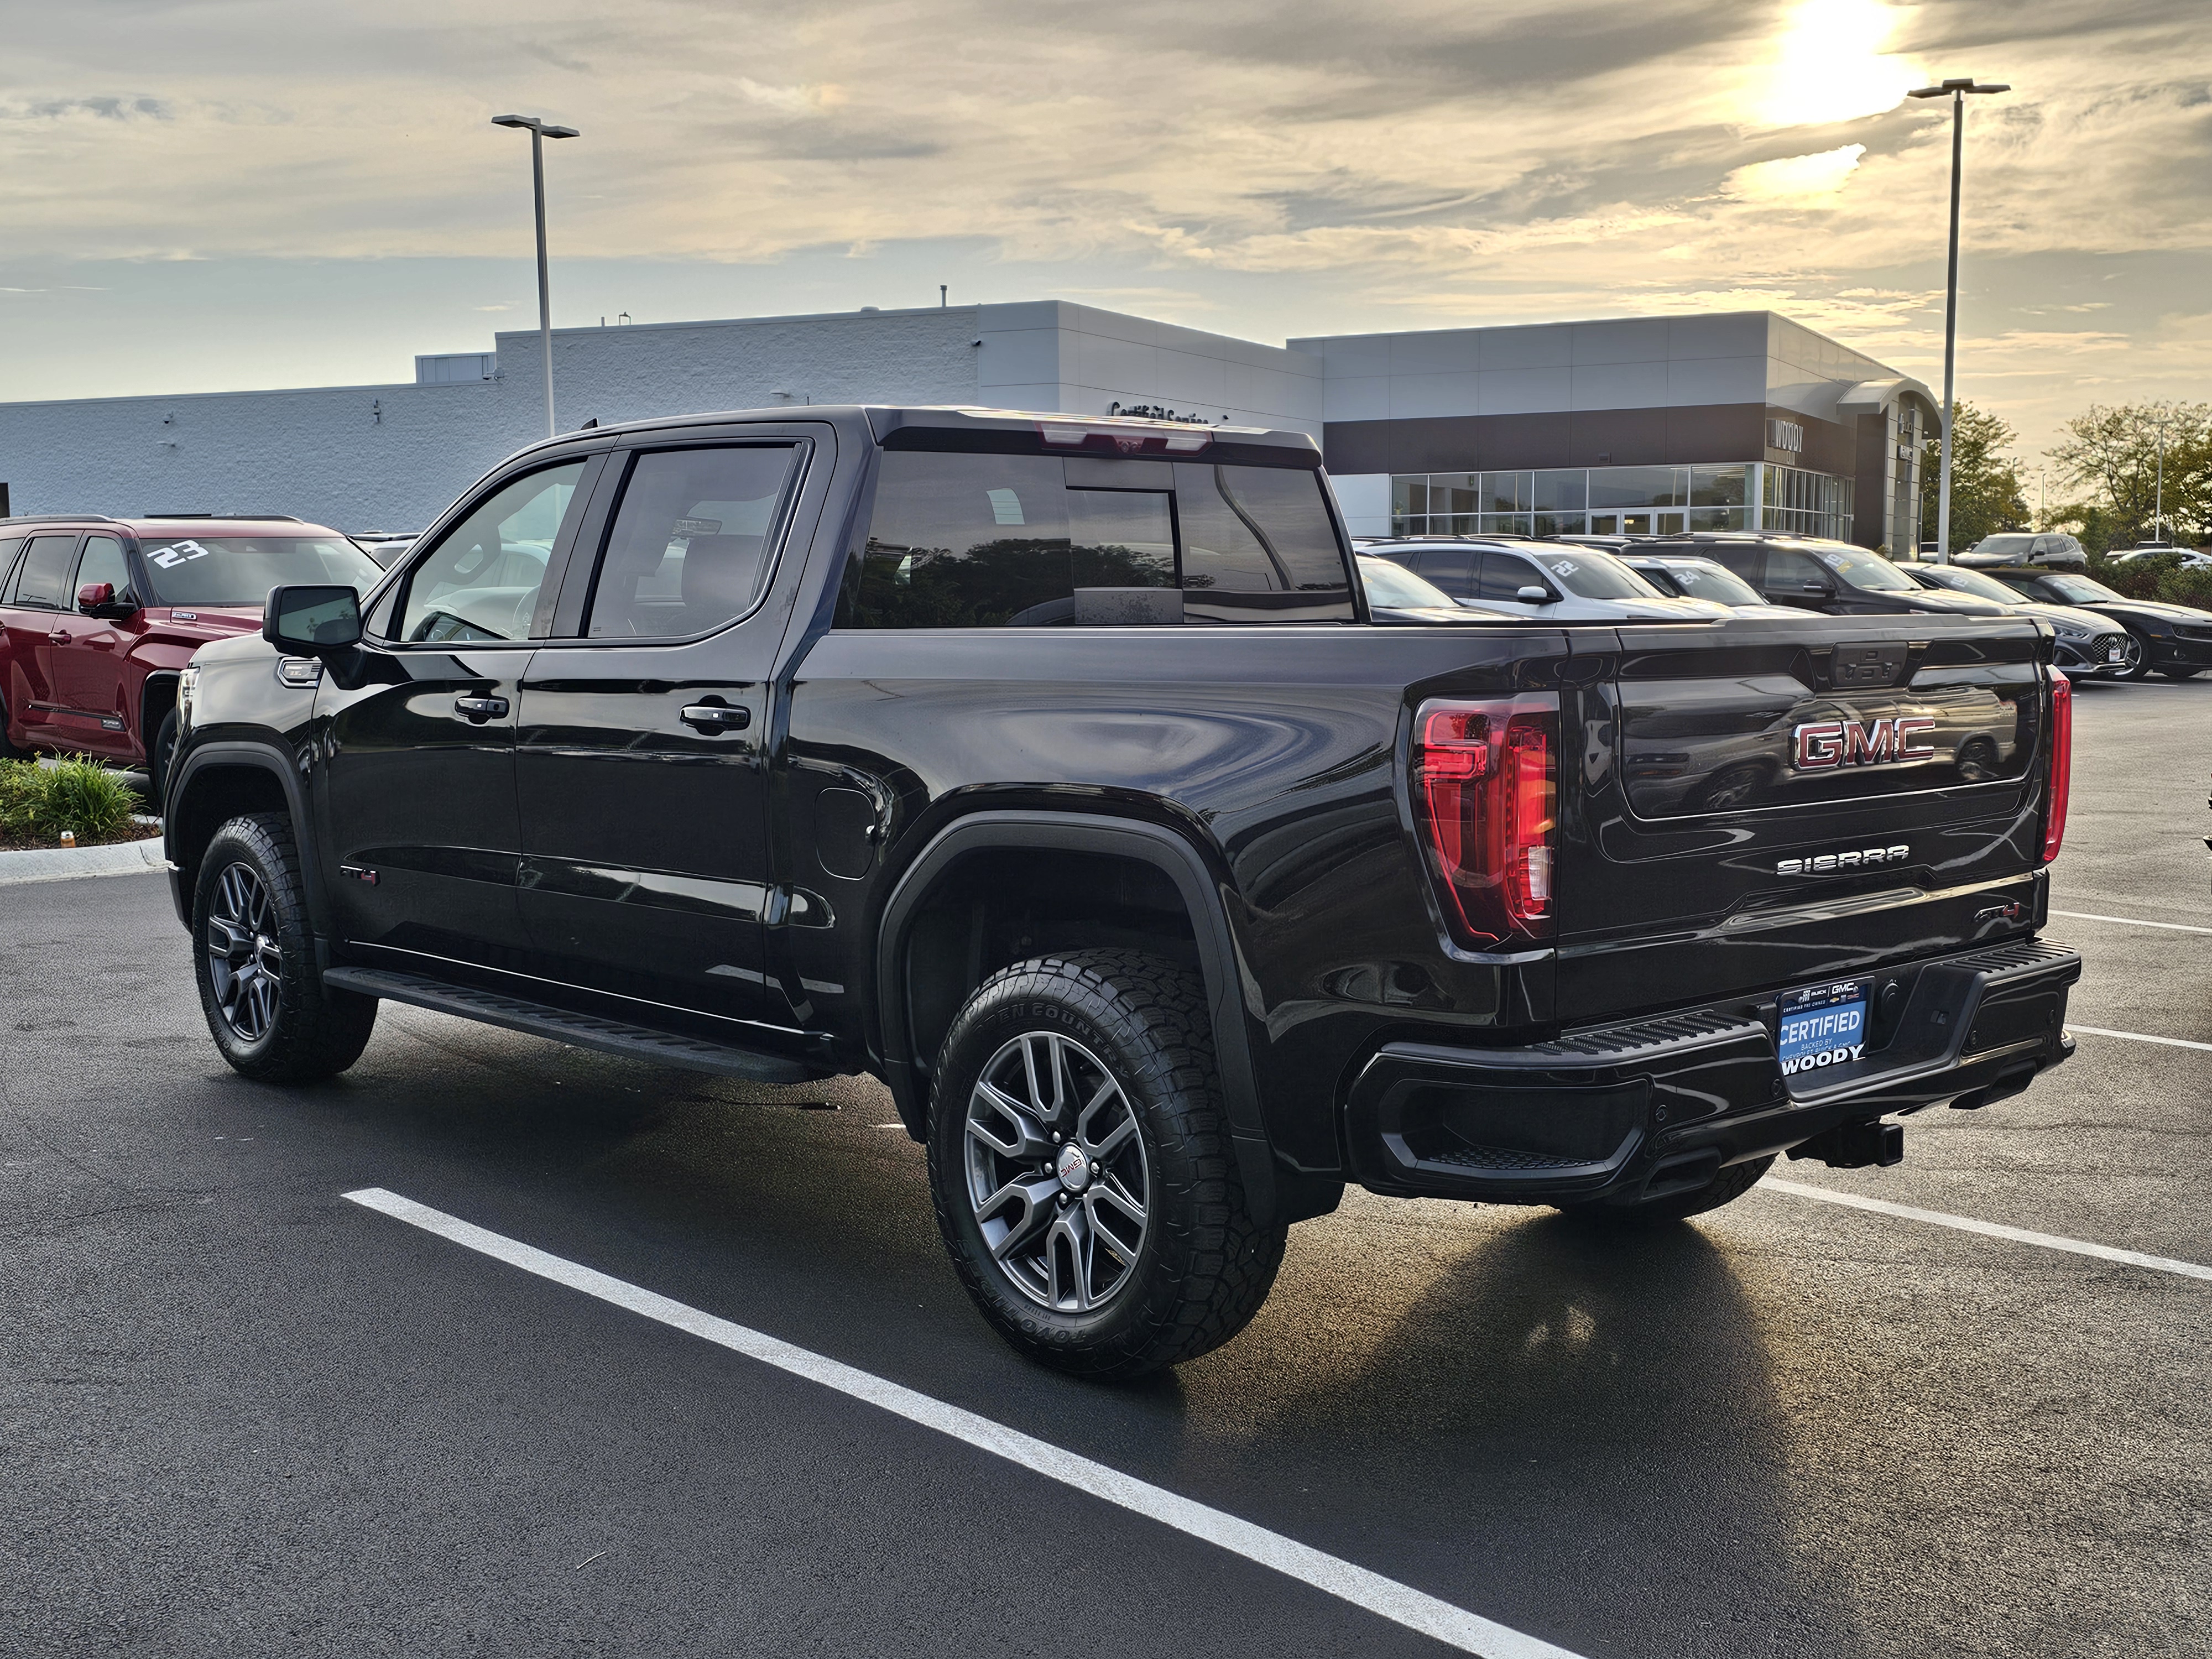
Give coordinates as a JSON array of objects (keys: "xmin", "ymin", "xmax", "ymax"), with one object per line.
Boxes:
[{"xmin": 321, "ymin": 966, "xmax": 821, "ymax": 1084}]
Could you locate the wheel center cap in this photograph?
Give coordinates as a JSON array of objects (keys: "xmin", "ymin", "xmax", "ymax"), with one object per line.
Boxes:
[{"xmin": 1055, "ymin": 1143, "xmax": 1092, "ymax": 1192}]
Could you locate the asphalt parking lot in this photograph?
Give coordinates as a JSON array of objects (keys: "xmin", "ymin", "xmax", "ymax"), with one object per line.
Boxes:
[{"xmin": 3, "ymin": 679, "xmax": 2206, "ymax": 1659}]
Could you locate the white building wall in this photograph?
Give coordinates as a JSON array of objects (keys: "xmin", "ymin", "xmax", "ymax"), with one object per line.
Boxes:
[
  {"xmin": 0, "ymin": 300, "xmax": 1324, "ymax": 533},
  {"xmin": 1329, "ymin": 473, "xmax": 1393, "ymax": 538},
  {"xmin": 0, "ymin": 378, "xmax": 519, "ymax": 534}
]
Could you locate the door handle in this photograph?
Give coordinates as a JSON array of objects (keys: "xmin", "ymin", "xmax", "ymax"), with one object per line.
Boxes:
[
  {"xmin": 680, "ymin": 702, "xmax": 750, "ymax": 734},
  {"xmin": 49, "ymin": 630, "xmax": 73, "ymax": 644},
  {"xmin": 453, "ymin": 695, "xmax": 509, "ymax": 723}
]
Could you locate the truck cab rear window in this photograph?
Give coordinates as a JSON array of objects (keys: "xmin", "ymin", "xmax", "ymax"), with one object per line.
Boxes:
[{"xmin": 837, "ymin": 452, "xmax": 1352, "ymax": 628}]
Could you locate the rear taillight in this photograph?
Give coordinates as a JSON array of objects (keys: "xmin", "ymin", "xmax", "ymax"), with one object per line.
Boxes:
[
  {"xmin": 2042, "ymin": 671, "xmax": 2072, "ymax": 863},
  {"xmin": 1413, "ymin": 695, "xmax": 1558, "ymax": 949}
]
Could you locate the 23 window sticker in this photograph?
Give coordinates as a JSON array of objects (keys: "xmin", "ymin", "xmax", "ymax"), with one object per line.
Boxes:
[{"xmin": 148, "ymin": 540, "xmax": 213, "ymax": 569}]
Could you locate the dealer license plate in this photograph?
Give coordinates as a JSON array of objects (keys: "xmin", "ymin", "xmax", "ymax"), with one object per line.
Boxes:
[
  {"xmin": 2106, "ymin": 641, "xmax": 2125, "ymax": 663},
  {"xmin": 1778, "ymin": 980, "xmax": 1869, "ymax": 1077}
]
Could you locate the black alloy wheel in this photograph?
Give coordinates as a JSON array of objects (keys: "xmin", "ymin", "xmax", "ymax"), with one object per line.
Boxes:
[
  {"xmin": 191, "ymin": 812, "xmax": 378, "ymax": 1083},
  {"xmin": 927, "ymin": 950, "xmax": 1286, "ymax": 1380}
]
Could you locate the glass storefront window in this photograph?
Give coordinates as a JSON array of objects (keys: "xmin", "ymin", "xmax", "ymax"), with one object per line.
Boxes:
[
  {"xmin": 1689, "ymin": 466, "xmax": 1746, "ymax": 507},
  {"xmin": 1386, "ymin": 466, "xmax": 1846, "ymax": 542},
  {"xmin": 1532, "ymin": 470, "xmax": 1587, "ymax": 511},
  {"xmin": 1588, "ymin": 466, "xmax": 1682, "ymax": 509},
  {"xmin": 1481, "ymin": 471, "xmax": 1531, "ymax": 512}
]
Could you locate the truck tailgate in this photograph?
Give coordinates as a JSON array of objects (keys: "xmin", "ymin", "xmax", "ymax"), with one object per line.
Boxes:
[{"xmin": 1558, "ymin": 612, "xmax": 2054, "ymax": 1019}]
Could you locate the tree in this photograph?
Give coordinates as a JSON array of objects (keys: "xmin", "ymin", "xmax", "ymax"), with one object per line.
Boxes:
[
  {"xmin": 1919, "ymin": 401, "xmax": 2030, "ymax": 554},
  {"xmin": 2048, "ymin": 400, "xmax": 2212, "ymax": 549}
]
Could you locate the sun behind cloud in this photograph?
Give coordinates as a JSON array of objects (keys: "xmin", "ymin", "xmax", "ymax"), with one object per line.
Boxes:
[{"xmin": 1749, "ymin": 0, "xmax": 1921, "ymax": 128}]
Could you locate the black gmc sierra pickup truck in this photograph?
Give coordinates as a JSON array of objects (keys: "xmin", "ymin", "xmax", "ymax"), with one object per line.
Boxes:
[{"xmin": 165, "ymin": 405, "xmax": 2082, "ymax": 1378}]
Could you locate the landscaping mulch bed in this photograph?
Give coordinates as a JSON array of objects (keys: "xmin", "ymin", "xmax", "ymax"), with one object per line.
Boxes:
[{"xmin": 0, "ymin": 822, "xmax": 160, "ymax": 853}]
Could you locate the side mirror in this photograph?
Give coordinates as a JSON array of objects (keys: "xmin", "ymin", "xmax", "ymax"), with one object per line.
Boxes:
[
  {"xmin": 263, "ymin": 584, "xmax": 363, "ymax": 654},
  {"xmin": 1515, "ymin": 585, "xmax": 1552, "ymax": 603},
  {"xmin": 76, "ymin": 582, "xmax": 137, "ymax": 618}
]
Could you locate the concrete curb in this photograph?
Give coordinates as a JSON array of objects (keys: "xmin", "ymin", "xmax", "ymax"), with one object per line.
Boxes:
[{"xmin": 0, "ymin": 834, "xmax": 171, "ymax": 887}]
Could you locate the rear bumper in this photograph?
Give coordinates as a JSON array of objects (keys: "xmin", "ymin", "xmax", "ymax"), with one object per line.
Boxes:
[{"xmin": 1344, "ymin": 937, "xmax": 2080, "ymax": 1206}]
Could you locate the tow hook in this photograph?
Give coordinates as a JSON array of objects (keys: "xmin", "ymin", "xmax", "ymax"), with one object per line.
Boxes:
[{"xmin": 1788, "ymin": 1119, "xmax": 1903, "ymax": 1170}]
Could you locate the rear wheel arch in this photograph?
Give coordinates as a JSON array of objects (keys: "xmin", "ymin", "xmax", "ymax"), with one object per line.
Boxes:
[
  {"xmin": 168, "ymin": 743, "xmax": 331, "ymax": 938},
  {"xmin": 874, "ymin": 811, "xmax": 1292, "ymax": 1224}
]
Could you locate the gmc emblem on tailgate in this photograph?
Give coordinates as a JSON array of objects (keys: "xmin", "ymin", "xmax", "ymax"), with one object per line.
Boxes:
[{"xmin": 1792, "ymin": 714, "xmax": 1937, "ymax": 770}]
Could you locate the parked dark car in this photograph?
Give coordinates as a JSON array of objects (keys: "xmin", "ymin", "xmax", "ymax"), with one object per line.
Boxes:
[
  {"xmin": 164, "ymin": 405, "xmax": 2081, "ymax": 1379},
  {"xmin": 0, "ymin": 513, "xmax": 381, "ymax": 795},
  {"xmin": 1959, "ymin": 531, "xmax": 2088, "ymax": 571},
  {"xmin": 1985, "ymin": 567, "xmax": 2212, "ymax": 681},
  {"xmin": 1898, "ymin": 561, "xmax": 2138, "ymax": 679},
  {"xmin": 1641, "ymin": 532, "xmax": 2010, "ymax": 619}
]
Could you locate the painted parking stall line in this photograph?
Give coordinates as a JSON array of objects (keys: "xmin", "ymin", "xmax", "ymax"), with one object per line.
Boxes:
[
  {"xmin": 2069, "ymin": 1024, "xmax": 2212, "ymax": 1055},
  {"xmin": 2051, "ymin": 909, "xmax": 2212, "ymax": 936},
  {"xmin": 1766, "ymin": 1180, "xmax": 2212, "ymax": 1284},
  {"xmin": 344, "ymin": 1187, "xmax": 1584, "ymax": 1659}
]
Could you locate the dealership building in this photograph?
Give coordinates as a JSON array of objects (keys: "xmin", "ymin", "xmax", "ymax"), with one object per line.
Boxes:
[{"xmin": 0, "ymin": 300, "xmax": 1937, "ymax": 554}]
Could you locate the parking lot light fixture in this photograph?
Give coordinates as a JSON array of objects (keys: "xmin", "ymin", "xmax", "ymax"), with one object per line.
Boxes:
[
  {"xmin": 491, "ymin": 114, "xmax": 582, "ymax": 439},
  {"xmin": 1908, "ymin": 77, "xmax": 2010, "ymax": 563}
]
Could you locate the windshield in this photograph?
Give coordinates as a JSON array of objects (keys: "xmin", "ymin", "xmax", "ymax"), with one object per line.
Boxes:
[
  {"xmin": 1533, "ymin": 547, "xmax": 1660, "ymax": 599},
  {"xmin": 140, "ymin": 535, "xmax": 383, "ymax": 606},
  {"xmin": 1918, "ymin": 565, "xmax": 2019, "ymax": 604},
  {"xmin": 1974, "ymin": 534, "xmax": 2036, "ymax": 557},
  {"xmin": 1804, "ymin": 544, "xmax": 1917, "ymax": 592},
  {"xmin": 1358, "ymin": 556, "xmax": 1455, "ymax": 609},
  {"xmin": 2041, "ymin": 575, "xmax": 2122, "ymax": 604},
  {"xmin": 1647, "ymin": 558, "xmax": 1760, "ymax": 607}
]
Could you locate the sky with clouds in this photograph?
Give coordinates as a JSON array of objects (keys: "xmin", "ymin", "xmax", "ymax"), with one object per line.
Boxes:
[{"xmin": 2, "ymin": 0, "xmax": 2206, "ymax": 467}]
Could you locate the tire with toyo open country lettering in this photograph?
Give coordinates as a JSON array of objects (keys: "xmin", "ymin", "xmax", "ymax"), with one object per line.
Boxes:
[{"xmin": 926, "ymin": 950, "xmax": 1287, "ymax": 1380}]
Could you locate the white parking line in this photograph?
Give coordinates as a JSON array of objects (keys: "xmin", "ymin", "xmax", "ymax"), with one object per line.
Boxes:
[
  {"xmin": 2069, "ymin": 1024, "xmax": 2212, "ymax": 1055},
  {"xmin": 1766, "ymin": 1180, "xmax": 2212, "ymax": 1282},
  {"xmin": 343, "ymin": 1187, "xmax": 1583, "ymax": 1659},
  {"xmin": 2051, "ymin": 909, "xmax": 2212, "ymax": 936}
]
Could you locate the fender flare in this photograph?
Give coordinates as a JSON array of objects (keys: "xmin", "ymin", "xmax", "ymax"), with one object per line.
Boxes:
[
  {"xmin": 874, "ymin": 810, "xmax": 1281, "ymax": 1225},
  {"xmin": 165, "ymin": 739, "xmax": 329, "ymax": 936}
]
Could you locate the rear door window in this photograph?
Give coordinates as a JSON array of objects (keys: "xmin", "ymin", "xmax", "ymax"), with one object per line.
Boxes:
[
  {"xmin": 837, "ymin": 452, "xmax": 1352, "ymax": 627},
  {"xmin": 9, "ymin": 534, "xmax": 80, "ymax": 610},
  {"xmin": 1477, "ymin": 551, "xmax": 1547, "ymax": 601},
  {"xmin": 586, "ymin": 445, "xmax": 803, "ymax": 638},
  {"xmin": 1411, "ymin": 548, "xmax": 1474, "ymax": 597},
  {"xmin": 1763, "ymin": 549, "xmax": 1828, "ymax": 598},
  {"xmin": 0, "ymin": 539, "xmax": 23, "ymax": 598}
]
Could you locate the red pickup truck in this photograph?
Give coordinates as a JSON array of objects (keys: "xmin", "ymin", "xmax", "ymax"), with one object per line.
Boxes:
[{"xmin": 0, "ymin": 515, "xmax": 384, "ymax": 797}]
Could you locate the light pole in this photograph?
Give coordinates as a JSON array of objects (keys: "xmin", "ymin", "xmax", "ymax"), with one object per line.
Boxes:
[
  {"xmin": 492, "ymin": 113, "xmax": 581, "ymax": 439},
  {"xmin": 2153, "ymin": 413, "xmax": 2169, "ymax": 545},
  {"xmin": 1908, "ymin": 76, "xmax": 2008, "ymax": 562}
]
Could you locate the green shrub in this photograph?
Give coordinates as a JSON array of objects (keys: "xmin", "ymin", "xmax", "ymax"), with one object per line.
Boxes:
[
  {"xmin": 2089, "ymin": 550, "xmax": 2212, "ymax": 610},
  {"xmin": 0, "ymin": 757, "xmax": 140, "ymax": 842}
]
